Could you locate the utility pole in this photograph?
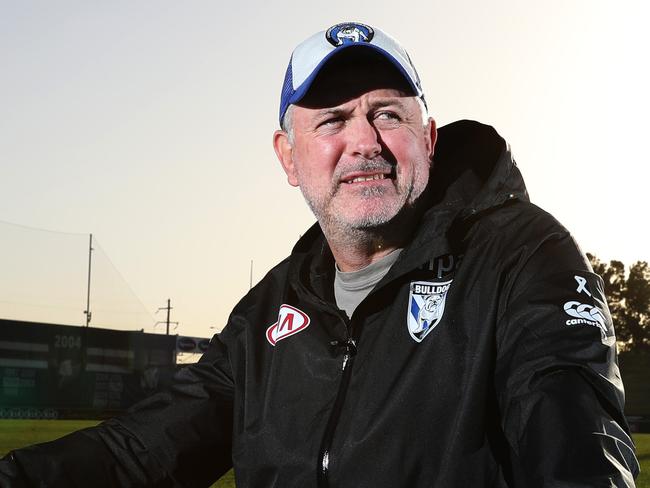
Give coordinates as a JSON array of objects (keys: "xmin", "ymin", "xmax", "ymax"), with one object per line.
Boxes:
[
  {"xmin": 84, "ymin": 233, "xmax": 93, "ymax": 327},
  {"xmin": 156, "ymin": 299, "xmax": 176, "ymax": 335},
  {"xmin": 165, "ymin": 298, "xmax": 171, "ymax": 335}
]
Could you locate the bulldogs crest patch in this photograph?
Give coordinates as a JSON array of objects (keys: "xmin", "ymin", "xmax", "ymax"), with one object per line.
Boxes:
[
  {"xmin": 407, "ymin": 280, "xmax": 452, "ymax": 342},
  {"xmin": 325, "ymin": 22, "xmax": 374, "ymax": 46}
]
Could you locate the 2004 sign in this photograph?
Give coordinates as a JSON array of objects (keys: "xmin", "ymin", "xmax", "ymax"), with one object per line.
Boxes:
[{"xmin": 53, "ymin": 335, "xmax": 82, "ymax": 349}]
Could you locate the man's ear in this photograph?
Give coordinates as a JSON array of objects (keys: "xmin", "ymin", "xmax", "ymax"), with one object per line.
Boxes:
[
  {"xmin": 273, "ymin": 130, "xmax": 299, "ymax": 187},
  {"xmin": 426, "ymin": 117, "xmax": 438, "ymax": 160}
]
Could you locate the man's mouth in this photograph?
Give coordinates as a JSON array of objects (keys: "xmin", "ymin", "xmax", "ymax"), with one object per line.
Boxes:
[
  {"xmin": 340, "ymin": 168, "xmax": 395, "ymax": 184},
  {"xmin": 345, "ymin": 174, "xmax": 389, "ymax": 184}
]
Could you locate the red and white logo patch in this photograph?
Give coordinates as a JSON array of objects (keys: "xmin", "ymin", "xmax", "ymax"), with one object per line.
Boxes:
[{"xmin": 266, "ymin": 304, "xmax": 311, "ymax": 346}]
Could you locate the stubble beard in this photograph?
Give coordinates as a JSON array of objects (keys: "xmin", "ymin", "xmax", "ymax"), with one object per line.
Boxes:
[{"xmin": 298, "ymin": 158, "xmax": 428, "ymax": 248}]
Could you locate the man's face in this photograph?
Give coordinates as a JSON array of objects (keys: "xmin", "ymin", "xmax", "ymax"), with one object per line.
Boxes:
[{"xmin": 274, "ymin": 55, "xmax": 436, "ymax": 235}]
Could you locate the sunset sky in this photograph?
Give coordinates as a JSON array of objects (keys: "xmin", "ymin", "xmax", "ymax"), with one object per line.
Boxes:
[{"xmin": 1, "ymin": 1, "xmax": 648, "ymax": 338}]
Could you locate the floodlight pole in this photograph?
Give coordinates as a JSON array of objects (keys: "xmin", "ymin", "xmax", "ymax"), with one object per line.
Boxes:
[{"xmin": 84, "ymin": 233, "xmax": 94, "ymax": 327}]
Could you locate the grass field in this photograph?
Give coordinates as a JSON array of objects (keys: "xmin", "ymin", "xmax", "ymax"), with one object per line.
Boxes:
[{"xmin": 0, "ymin": 419, "xmax": 647, "ymax": 486}]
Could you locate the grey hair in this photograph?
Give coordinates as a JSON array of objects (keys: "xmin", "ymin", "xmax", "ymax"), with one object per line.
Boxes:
[
  {"xmin": 280, "ymin": 97, "xmax": 429, "ymax": 144},
  {"xmin": 280, "ymin": 105, "xmax": 295, "ymax": 144}
]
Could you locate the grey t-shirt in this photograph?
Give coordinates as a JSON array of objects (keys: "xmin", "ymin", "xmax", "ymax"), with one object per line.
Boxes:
[{"xmin": 334, "ymin": 249, "xmax": 402, "ymax": 318}]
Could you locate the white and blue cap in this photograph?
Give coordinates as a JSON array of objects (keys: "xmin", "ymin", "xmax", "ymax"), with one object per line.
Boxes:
[{"xmin": 279, "ymin": 22, "xmax": 426, "ymax": 126}]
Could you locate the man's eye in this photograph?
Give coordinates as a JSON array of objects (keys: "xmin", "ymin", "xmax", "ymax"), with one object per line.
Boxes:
[
  {"xmin": 318, "ymin": 118, "xmax": 343, "ymax": 128},
  {"xmin": 375, "ymin": 112, "xmax": 399, "ymax": 121}
]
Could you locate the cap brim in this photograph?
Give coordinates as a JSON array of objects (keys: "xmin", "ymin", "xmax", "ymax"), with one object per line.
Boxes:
[{"xmin": 286, "ymin": 43, "xmax": 423, "ymax": 110}]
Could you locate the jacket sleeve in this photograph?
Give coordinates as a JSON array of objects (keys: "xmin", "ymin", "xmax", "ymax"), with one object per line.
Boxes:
[
  {"xmin": 0, "ymin": 333, "xmax": 234, "ymax": 488},
  {"xmin": 495, "ymin": 230, "xmax": 639, "ymax": 487}
]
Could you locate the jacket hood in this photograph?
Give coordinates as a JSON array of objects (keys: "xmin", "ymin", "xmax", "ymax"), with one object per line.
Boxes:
[{"xmin": 426, "ymin": 119, "xmax": 529, "ymax": 220}]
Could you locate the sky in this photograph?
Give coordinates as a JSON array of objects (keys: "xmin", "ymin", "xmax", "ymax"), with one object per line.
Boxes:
[{"xmin": 1, "ymin": 0, "xmax": 648, "ymax": 339}]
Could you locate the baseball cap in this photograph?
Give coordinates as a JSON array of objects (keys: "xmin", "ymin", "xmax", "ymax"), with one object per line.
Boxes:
[{"xmin": 279, "ymin": 22, "xmax": 426, "ymax": 126}]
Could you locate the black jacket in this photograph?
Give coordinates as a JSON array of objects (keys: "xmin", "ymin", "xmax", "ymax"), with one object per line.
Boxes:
[{"xmin": 0, "ymin": 121, "xmax": 639, "ymax": 487}]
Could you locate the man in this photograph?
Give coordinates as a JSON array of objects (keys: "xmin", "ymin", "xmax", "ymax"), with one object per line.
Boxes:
[{"xmin": 0, "ymin": 22, "xmax": 639, "ymax": 487}]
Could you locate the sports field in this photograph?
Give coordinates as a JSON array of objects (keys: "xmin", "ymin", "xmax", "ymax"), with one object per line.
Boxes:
[{"xmin": 0, "ymin": 419, "xmax": 647, "ymax": 486}]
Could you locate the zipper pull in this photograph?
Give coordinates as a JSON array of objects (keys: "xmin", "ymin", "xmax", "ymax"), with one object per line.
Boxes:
[
  {"xmin": 329, "ymin": 338, "xmax": 357, "ymax": 356},
  {"xmin": 329, "ymin": 338, "xmax": 357, "ymax": 371}
]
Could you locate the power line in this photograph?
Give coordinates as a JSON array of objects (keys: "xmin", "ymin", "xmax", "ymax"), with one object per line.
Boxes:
[{"xmin": 0, "ymin": 219, "xmax": 87, "ymax": 236}]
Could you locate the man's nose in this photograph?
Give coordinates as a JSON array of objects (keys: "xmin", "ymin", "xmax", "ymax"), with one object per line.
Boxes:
[{"xmin": 347, "ymin": 117, "xmax": 381, "ymax": 159}]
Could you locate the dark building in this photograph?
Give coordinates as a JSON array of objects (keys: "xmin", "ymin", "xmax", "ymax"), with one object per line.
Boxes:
[{"xmin": 0, "ymin": 319, "xmax": 205, "ymax": 419}]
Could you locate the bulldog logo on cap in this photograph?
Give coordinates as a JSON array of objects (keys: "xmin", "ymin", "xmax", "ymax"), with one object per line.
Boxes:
[{"xmin": 326, "ymin": 22, "xmax": 374, "ymax": 47}]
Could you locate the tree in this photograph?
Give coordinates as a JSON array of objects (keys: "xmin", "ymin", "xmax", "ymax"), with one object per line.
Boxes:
[
  {"xmin": 587, "ymin": 254, "xmax": 650, "ymax": 351},
  {"xmin": 624, "ymin": 261, "xmax": 650, "ymax": 349}
]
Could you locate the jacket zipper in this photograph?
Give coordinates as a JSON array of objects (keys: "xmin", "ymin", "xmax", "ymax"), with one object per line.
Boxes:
[{"xmin": 317, "ymin": 335, "xmax": 357, "ymax": 488}]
